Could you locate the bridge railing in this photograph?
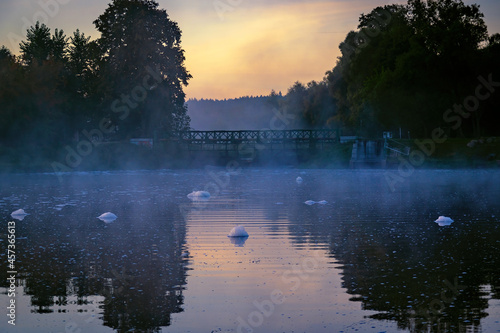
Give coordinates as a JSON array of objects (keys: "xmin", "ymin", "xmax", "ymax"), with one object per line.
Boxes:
[
  {"xmin": 156, "ymin": 129, "xmax": 339, "ymax": 152},
  {"xmin": 163, "ymin": 129, "xmax": 338, "ymax": 142},
  {"xmin": 384, "ymin": 138, "xmax": 411, "ymax": 156}
]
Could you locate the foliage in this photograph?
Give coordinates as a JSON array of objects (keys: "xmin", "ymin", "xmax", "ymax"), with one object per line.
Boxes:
[
  {"xmin": 0, "ymin": 0, "xmax": 191, "ymax": 165},
  {"xmin": 94, "ymin": 0, "xmax": 191, "ymax": 136},
  {"xmin": 1, "ymin": 0, "xmax": 499, "ymax": 172},
  {"xmin": 283, "ymin": 0, "xmax": 498, "ymax": 138}
]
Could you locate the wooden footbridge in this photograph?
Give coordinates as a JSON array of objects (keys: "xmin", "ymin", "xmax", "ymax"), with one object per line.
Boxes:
[{"xmin": 158, "ymin": 129, "xmax": 339, "ymax": 152}]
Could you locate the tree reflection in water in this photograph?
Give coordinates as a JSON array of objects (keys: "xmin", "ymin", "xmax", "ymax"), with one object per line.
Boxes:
[
  {"xmin": 1, "ymin": 180, "xmax": 188, "ymax": 333},
  {"xmin": 267, "ymin": 171, "xmax": 500, "ymax": 332},
  {"xmin": 1, "ymin": 170, "xmax": 499, "ymax": 332}
]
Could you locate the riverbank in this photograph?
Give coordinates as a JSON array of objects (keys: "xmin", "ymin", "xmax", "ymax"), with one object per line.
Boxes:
[
  {"xmin": 384, "ymin": 138, "xmax": 500, "ymax": 169},
  {"xmin": 0, "ymin": 138, "xmax": 499, "ymax": 174}
]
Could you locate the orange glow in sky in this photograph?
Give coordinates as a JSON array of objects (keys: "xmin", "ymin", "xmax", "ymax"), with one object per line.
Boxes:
[
  {"xmin": 178, "ymin": 1, "xmax": 364, "ymax": 99},
  {"xmin": 1, "ymin": 0, "xmax": 499, "ymax": 99}
]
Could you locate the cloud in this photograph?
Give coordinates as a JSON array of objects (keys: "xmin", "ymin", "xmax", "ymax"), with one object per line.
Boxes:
[
  {"xmin": 1, "ymin": 0, "xmax": 499, "ymax": 99},
  {"xmin": 183, "ymin": 1, "xmax": 364, "ymax": 98}
]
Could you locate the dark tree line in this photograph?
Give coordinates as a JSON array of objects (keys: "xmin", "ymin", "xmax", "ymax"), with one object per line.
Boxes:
[
  {"xmin": 187, "ymin": 95, "xmax": 283, "ymax": 130},
  {"xmin": 277, "ymin": 0, "xmax": 500, "ymax": 138},
  {"xmin": 0, "ymin": 0, "xmax": 190, "ymax": 158}
]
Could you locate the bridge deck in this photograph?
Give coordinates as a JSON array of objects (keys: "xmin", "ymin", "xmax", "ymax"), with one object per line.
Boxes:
[{"xmin": 159, "ymin": 130, "xmax": 339, "ymax": 151}]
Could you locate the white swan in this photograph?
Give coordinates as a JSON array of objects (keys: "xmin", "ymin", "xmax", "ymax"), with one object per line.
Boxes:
[
  {"xmin": 304, "ymin": 200, "xmax": 327, "ymax": 205},
  {"xmin": 97, "ymin": 212, "xmax": 117, "ymax": 222},
  {"xmin": 296, "ymin": 176, "xmax": 303, "ymax": 184},
  {"xmin": 434, "ymin": 216, "xmax": 454, "ymax": 226},
  {"xmin": 11, "ymin": 209, "xmax": 29, "ymax": 221},
  {"xmin": 187, "ymin": 191, "xmax": 210, "ymax": 200},
  {"xmin": 228, "ymin": 225, "xmax": 249, "ymax": 237}
]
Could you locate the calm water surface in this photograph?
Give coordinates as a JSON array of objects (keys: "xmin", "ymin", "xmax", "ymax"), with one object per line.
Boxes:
[{"xmin": 1, "ymin": 169, "xmax": 499, "ymax": 333}]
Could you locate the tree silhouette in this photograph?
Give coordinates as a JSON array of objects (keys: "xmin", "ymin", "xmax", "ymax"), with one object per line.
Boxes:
[
  {"xmin": 323, "ymin": 0, "xmax": 493, "ymax": 137},
  {"xmin": 20, "ymin": 22, "xmax": 68, "ymax": 66},
  {"xmin": 94, "ymin": 0, "xmax": 191, "ymax": 137}
]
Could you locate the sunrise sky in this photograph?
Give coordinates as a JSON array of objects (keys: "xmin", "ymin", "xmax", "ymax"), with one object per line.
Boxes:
[{"xmin": 1, "ymin": 0, "xmax": 499, "ymax": 100}]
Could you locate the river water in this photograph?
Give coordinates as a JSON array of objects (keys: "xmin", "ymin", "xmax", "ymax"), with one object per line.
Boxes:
[{"xmin": 1, "ymin": 169, "xmax": 499, "ymax": 333}]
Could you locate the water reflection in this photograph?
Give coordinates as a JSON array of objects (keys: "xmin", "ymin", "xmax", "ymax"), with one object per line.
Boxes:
[
  {"xmin": 277, "ymin": 170, "xmax": 500, "ymax": 332},
  {"xmin": 1, "ymin": 170, "xmax": 499, "ymax": 332},
  {"xmin": 0, "ymin": 174, "xmax": 188, "ymax": 332},
  {"xmin": 229, "ymin": 236, "xmax": 248, "ymax": 247}
]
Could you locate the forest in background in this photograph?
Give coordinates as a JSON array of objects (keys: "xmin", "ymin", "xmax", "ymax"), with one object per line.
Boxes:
[
  {"xmin": 1, "ymin": 0, "xmax": 500, "ymax": 171},
  {"xmin": 272, "ymin": 0, "xmax": 500, "ymax": 138},
  {"xmin": 187, "ymin": 96, "xmax": 283, "ymax": 130},
  {"xmin": 0, "ymin": 0, "xmax": 190, "ymax": 165},
  {"xmin": 189, "ymin": 0, "xmax": 500, "ymax": 138}
]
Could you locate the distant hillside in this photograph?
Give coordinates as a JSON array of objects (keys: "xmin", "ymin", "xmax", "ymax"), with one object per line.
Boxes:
[{"xmin": 186, "ymin": 95, "xmax": 282, "ymax": 130}]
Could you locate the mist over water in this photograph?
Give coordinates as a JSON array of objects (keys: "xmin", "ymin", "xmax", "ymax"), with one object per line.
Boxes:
[{"xmin": 0, "ymin": 169, "xmax": 499, "ymax": 332}]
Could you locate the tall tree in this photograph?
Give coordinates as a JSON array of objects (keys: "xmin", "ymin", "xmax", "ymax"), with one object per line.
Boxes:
[
  {"xmin": 477, "ymin": 33, "xmax": 500, "ymax": 136},
  {"xmin": 406, "ymin": 0, "xmax": 488, "ymax": 137},
  {"xmin": 51, "ymin": 28, "xmax": 68, "ymax": 62},
  {"xmin": 17, "ymin": 22, "xmax": 73, "ymax": 149},
  {"xmin": 67, "ymin": 30, "xmax": 104, "ymax": 122},
  {"xmin": 19, "ymin": 22, "xmax": 51, "ymax": 66},
  {"xmin": 0, "ymin": 46, "xmax": 22, "ymax": 143},
  {"xmin": 20, "ymin": 22, "xmax": 68, "ymax": 66},
  {"xmin": 327, "ymin": 0, "xmax": 489, "ymax": 137},
  {"xmin": 94, "ymin": 0, "xmax": 191, "ymax": 137}
]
